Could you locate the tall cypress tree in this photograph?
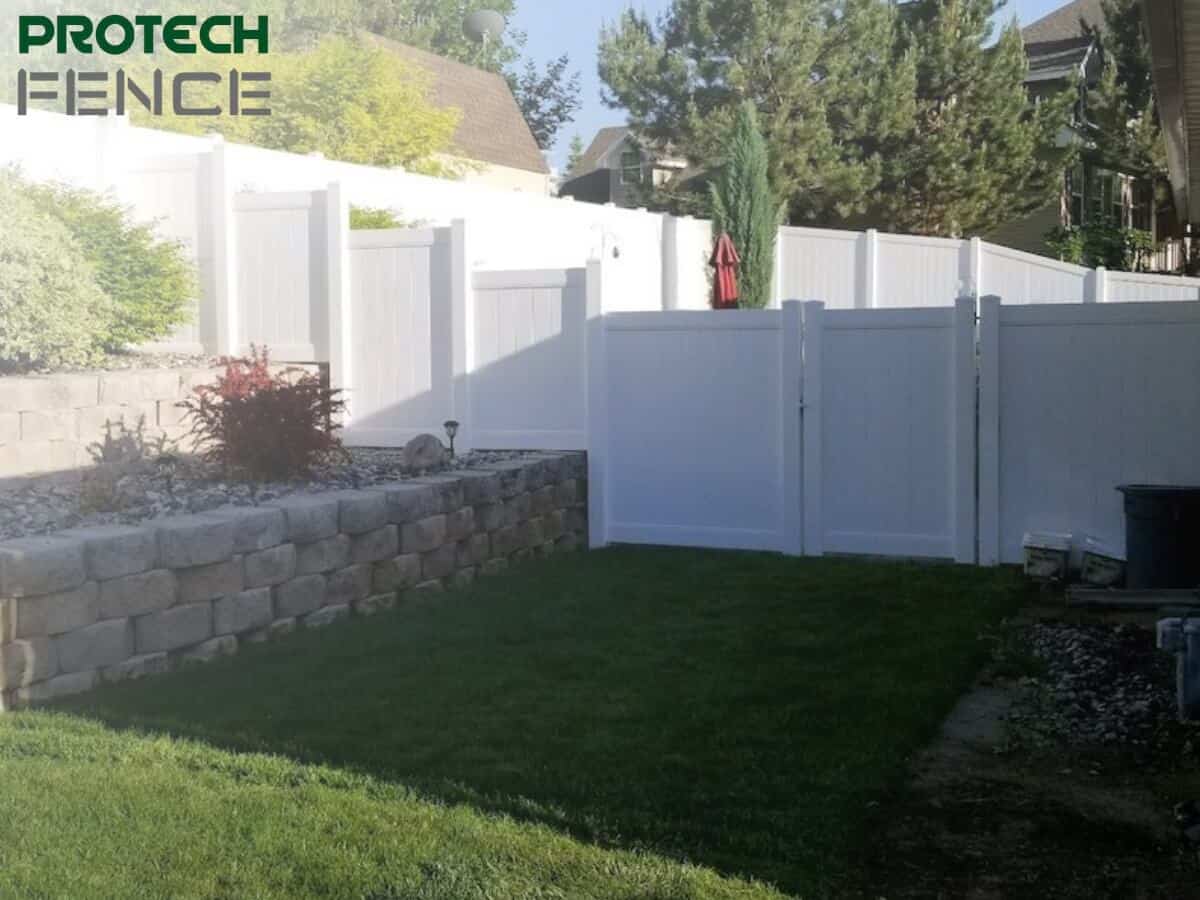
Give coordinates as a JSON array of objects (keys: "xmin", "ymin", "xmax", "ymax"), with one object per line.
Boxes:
[{"xmin": 710, "ymin": 102, "xmax": 782, "ymax": 309}]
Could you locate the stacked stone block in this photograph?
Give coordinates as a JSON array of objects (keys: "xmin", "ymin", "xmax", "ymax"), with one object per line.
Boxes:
[{"xmin": 0, "ymin": 452, "xmax": 587, "ymax": 710}]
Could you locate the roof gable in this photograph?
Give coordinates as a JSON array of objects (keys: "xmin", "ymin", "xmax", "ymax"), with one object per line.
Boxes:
[
  {"xmin": 366, "ymin": 35, "xmax": 548, "ymax": 175},
  {"xmin": 1021, "ymin": 0, "xmax": 1107, "ymax": 44}
]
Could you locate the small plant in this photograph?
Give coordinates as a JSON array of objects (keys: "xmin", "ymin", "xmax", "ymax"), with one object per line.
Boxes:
[
  {"xmin": 350, "ymin": 206, "xmax": 415, "ymax": 230},
  {"xmin": 86, "ymin": 415, "xmax": 175, "ymax": 468},
  {"xmin": 1045, "ymin": 219, "xmax": 1157, "ymax": 271},
  {"xmin": 180, "ymin": 346, "xmax": 348, "ymax": 481}
]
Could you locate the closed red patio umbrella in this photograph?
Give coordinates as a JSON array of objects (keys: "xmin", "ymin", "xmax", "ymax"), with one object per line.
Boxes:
[{"xmin": 710, "ymin": 232, "xmax": 741, "ymax": 309}]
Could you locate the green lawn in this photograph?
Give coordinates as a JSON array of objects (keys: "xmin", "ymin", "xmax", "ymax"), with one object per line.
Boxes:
[{"xmin": 0, "ymin": 548, "xmax": 1025, "ymax": 899}]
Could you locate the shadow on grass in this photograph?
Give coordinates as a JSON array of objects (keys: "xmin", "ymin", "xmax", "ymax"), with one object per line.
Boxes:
[{"xmin": 56, "ymin": 546, "xmax": 1026, "ymax": 897}]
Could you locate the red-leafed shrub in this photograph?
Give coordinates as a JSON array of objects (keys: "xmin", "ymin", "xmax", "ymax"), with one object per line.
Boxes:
[{"xmin": 180, "ymin": 347, "xmax": 347, "ymax": 481}]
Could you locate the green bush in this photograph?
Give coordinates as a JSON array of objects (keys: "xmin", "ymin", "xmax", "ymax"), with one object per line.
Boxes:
[
  {"xmin": 0, "ymin": 171, "xmax": 112, "ymax": 370},
  {"xmin": 23, "ymin": 180, "xmax": 196, "ymax": 350},
  {"xmin": 1045, "ymin": 219, "xmax": 1157, "ymax": 271},
  {"xmin": 349, "ymin": 206, "xmax": 411, "ymax": 230}
]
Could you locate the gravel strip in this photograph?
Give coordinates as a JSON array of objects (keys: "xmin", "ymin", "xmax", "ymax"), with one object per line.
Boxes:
[
  {"xmin": 0, "ymin": 447, "xmax": 535, "ymax": 541},
  {"xmin": 1007, "ymin": 622, "xmax": 1182, "ymax": 750}
]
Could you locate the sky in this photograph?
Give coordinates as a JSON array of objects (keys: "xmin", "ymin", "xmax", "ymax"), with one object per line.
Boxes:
[{"xmin": 512, "ymin": 0, "xmax": 1074, "ymax": 171}]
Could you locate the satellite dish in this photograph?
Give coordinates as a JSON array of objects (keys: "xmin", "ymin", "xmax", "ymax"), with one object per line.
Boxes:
[{"xmin": 464, "ymin": 9, "xmax": 507, "ymax": 46}]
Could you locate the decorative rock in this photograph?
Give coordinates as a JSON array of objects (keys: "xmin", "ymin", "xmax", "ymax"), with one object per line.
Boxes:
[
  {"xmin": 326, "ymin": 564, "xmax": 372, "ymax": 608},
  {"xmin": 55, "ymin": 618, "xmax": 134, "ymax": 674},
  {"xmin": 303, "ymin": 604, "xmax": 351, "ymax": 629},
  {"xmin": 0, "ymin": 637, "xmax": 57, "ymax": 689},
  {"xmin": 421, "ymin": 544, "xmax": 458, "ymax": 580},
  {"xmin": 368, "ymin": 482, "xmax": 441, "ymax": 524},
  {"xmin": 14, "ymin": 582, "xmax": 99, "ymax": 638},
  {"xmin": 244, "ymin": 544, "xmax": 297, "ymax": 589},
  {"xmin": 445, "ymin": 506, "xmax": 474, "ymax": 542},
  {"xmin": 274, "ymin": 575, "xmax": 326, "ymax": 618},
  {"xmin": 178, "ymin": 635, "xmax": 238, "ymax": 665},
  {"xmin": 372, "ymin": 555, "xmax": 422, "ymax": 593},
  {"xmin": 155, "ymin": 516, "xmax": 235, "ymax": 568},
  {"xmin": 177, "ymin": 558, "xmax": 244, "ymax": 605},
  {"xmin": 403, "ymin": 433, "xmax": 447, "ymax": 471},
  {"xmin": 98, "ymin": 569, "xmax": 176, "ymax": 619},
  {"xmin": 61, "ymin": 525, "xmax": 157, "ymax": 581},
  {"xmin": 401, "ymin": 515, "xmax": 446, "ymax": 555},
  {"xmin": 201, "ymin": 507, "xmax": 286, "ymax": 553},
  {"xmin": 355, "ymin": 592, "xmax": 397, "ymax": 616},
  {"xmin": 14, "ymin": 669, "xmax": 97, "ymax": 706},
  {"xmin": 351, "ymin": 526, "xmax": 400, "ymax": 564},
  {"xmin": 333, "ymin": 491, "xmax": 389, "ymax": 534},
  {"xmin": 102, "ymin": 652, "xmax": 169, "ymax": 684},
  {"xmin": 295, "ymin": 535, "xmax": 351, "ymax": 575},
  {"xmin": 0, "ymin": 535, "xmax": 86, "ymax": 598},
  {"xmin": 213, "ymin": 588, "xmax": 273, "ymax": 636},
  {"xmin": 271, "ymin": 495, "xmax": 340, "ymax": 543},
  {"xmin": 135, "ymin": 603, "xmax": 213, "ymax": 654}
]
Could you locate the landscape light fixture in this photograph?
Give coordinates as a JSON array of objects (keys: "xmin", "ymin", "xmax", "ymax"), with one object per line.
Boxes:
[{"xmin": 444, "ymin": 420, "xmax": 460, "ymax": 456}]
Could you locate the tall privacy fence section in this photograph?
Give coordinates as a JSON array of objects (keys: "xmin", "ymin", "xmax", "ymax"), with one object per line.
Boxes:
[{"xmin": 3, "ymin": 107, "xmax": 1198, "ymax": 354}]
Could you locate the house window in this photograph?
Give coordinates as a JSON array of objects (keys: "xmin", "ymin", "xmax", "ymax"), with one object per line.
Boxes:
[
  {"xmin": 1067, "ymin": 164, "xmax": 1084, "ymax": 225},
  {"xmin": 620, "ymin": 148, "xmax": 643, "ymax": 185}
]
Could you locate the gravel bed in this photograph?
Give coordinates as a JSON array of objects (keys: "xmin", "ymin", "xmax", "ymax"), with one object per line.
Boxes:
[
  {"xmin": 0, "ymin": 350, "xmax": 218, "ymax": 377},
  {"xmin": 0, "ymin": 447, "xmax": 535, "ymax": 541},
  {"xmin": 1007, "ymin": 622, "xmax": 1185, "ymax": 751}
]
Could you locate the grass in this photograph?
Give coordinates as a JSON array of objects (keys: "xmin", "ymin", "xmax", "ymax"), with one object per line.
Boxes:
[{"xmin": 0, "ymin": 547, "xmax": 1026, "ymax": 899}]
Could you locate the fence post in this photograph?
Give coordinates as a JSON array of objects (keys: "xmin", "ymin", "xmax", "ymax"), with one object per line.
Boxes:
[
  {"xmin": 324, "ymin": 182, "xmax": 352, "ymax": 418},
  {"xmin": 781, "ymin": 301, "xmax": 804, "ymax": 555},
  {"xmin": 1090, "ymin": 266, "xmax": 1108, "ymax": 303},
  {"xmin": 773, "ymin": 228, "xmax": 785, "ymax": 308},
  {"xmin": 208, "ymin": 137, "xmax": 239, "ymax": 357},
  {"xmin": 969, "ymin": 236, "xmax": 983, "ymax": 306},
  {"xmin": 861, "ymin": 228, "xmax": 879, "ymax": 309},
  {"xmin": 977, "ymin": 295, "xmax": 1002, "ymax": 566},
  {"xmin": 952, "ymin": 296, "xmax": 977, "ymax": 563},
  {"xmin": 585, "ymin": 258, "xmax": 609, "ymax": 550},
  {"xmin": 449, "ymin": 218, "xmax": 474, "ymax": 453},
  {"xmin": 661, "ymin": 213, "xmax": 679, "ymax": 310},
  {"xmin": 801, "ymin": 301, "xmax": 824, "ymax": 556}
]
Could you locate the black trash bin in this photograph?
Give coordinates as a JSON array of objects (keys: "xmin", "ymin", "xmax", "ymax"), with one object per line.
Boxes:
[{"xmin": 1117, "ymin": 485, "xmax": 1200, "ymax": 590}]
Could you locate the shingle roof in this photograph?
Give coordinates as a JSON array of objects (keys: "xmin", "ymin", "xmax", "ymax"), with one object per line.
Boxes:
[
  {"xmin": 1021, "ymin": 0, "xmax": 1107, "ymax": 44},
  {"xmin": 573, "ymin": 127, "xmax": 631, "ymax": 176},
  {"xmin": 365, "ymin": 35, "xmax": 548, "ymax": 175}
]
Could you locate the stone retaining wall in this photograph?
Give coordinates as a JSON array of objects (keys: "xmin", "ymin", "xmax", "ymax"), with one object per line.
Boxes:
[
  {"xmin": 0, "ymin": 453, "xmax": 587, "ymax": 710},
  {"xmin": 0, "ymin": 368, "xmax": 221, "ymax": 485}
]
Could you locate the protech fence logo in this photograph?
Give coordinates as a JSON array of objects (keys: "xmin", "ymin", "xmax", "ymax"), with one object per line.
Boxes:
[{"xmin": 15, "ymin": 14, "xmax": 272, "ymax": 117}]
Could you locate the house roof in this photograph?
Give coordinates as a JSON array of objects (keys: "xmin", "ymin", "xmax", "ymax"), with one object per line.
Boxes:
[
  {"xmin": 1021, "ymin": 0, "xmax": 1106, "ymax": 44},
  {"xmin": 574, "ymin": 127, "xmax": 631, "ymax": 176},
  {"xmin": 364, "ymin": 35, "xmax": 548, "ymax": 175}
]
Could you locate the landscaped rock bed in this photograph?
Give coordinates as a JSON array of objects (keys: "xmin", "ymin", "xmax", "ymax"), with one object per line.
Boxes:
[
  {"xmin": 0, "ymin": 448, "xmax": 534, "ymax": 542},
  {"xmin": 1007, "ymin": 621, "xmax": 1185, "ymax": 752}
]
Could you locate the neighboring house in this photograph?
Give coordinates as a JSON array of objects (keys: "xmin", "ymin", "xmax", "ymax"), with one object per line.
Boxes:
[
  {"xmin": 988, "ymin": 0, "xmax": 1186, "ymax": 269},
  {"xmin": 558, "ymin": 127, "xmax": 690, "ymax": 205},
  {"xmin": 1142, "ymin": 0, "xmax": 1198, "ymax": 233},
  {"xmin": 368, "ymin": 36, "xmax": 551, "ymax": 195}
]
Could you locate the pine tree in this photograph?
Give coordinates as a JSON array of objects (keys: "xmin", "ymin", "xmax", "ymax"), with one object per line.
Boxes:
[
  {"xmin": 874, "ymin": 0, "xmax": 1075, "ymax": 235},
  {"xmin": 710, "ymin": 102, "xmax": 782, "ymax": 310}
]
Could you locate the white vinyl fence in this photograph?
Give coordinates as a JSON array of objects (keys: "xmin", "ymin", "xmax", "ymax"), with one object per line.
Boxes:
[{"xmin": 978, "ymin": 299, "xmax": 1200, "ymax": 564}]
